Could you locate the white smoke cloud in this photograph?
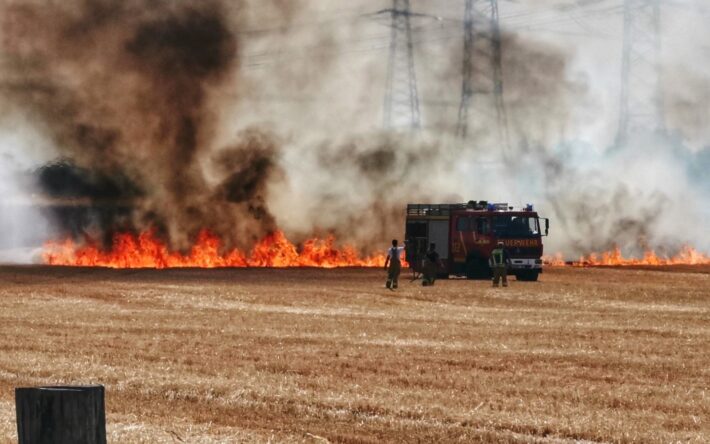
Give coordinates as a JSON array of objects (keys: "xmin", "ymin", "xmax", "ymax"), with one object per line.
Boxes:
[
  {"xmin": 0, "ymin": 113, "xmax": 56, "ymax": 263},
  {"xmin": 257, "ymin": 0, "xmax": 710, "ymax": 258}
]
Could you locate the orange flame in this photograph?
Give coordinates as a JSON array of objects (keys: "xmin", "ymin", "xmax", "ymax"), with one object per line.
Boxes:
[
  {"xmin": 542, "ymin": 252, "xmax": 565, "ymax": 266},
  {"xmin": 544, "ymin": 245, "xmax": 710, "ymax": 267},
  {"xmin": 42, "ymin": 229, "xmax": 388, "ymax": 269}
]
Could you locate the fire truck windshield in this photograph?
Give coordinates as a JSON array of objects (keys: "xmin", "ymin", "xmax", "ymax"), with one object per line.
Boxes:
[{"xmin": 493, "ymin": 216, "xmax": 540, "ymax": 238}]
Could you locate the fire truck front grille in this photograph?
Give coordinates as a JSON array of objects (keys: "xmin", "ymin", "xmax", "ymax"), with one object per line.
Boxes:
[{"xmin": 508, "ymin": 247, "xmax": 542, "ymax": 257}]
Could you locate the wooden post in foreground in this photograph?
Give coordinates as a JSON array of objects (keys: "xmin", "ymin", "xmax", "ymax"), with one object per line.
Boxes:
[{"xmin": 15, "ymin": 385, "xmax": 106, "ymax": 444}]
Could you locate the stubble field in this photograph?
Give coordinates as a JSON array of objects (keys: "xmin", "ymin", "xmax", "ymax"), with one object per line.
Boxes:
[{"xmin": 0, "ymin": 265, "xmax": 708, "ymax": 443}]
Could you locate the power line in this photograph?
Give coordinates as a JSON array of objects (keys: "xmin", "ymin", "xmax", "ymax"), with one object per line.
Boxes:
[
  {"xmin": 242, "ymin": 2, "xmax": 632, "ymax": 69},
  {"xmin": 235, "ymin": 7, "xmax": 374, "ymax": 36},
  {"xmin": 241, "ymin": 16, "xmax": 464, "ymax": 69}
]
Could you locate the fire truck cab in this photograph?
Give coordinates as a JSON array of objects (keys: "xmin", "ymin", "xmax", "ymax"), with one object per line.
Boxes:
[{"xmin": 405, "ymin": 201, "xmax": 549, "ymax": 281}]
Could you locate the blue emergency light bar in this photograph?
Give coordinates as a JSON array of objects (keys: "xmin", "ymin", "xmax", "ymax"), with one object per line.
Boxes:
[
  {"xmin": 487, "ymin": 203, "xmax": 534, "ymax": 212},
  {"xmin": 407, "ymin": 202, "xmax": 536, "ymax": 215}
]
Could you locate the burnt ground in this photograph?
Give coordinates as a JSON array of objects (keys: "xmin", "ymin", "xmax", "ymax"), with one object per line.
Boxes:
[{"xmin": 0, "ymin": 266, "xmax": 708, "ymax": 443}]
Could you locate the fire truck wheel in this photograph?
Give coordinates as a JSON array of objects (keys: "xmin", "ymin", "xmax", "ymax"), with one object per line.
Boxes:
[{"xmin": 515, "ymin": 270, "xmax": 540, "ymax": 282}]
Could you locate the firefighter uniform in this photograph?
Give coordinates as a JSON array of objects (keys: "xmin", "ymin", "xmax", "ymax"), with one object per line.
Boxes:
[
  {"xmin": 386, "ymin": 245, "xmax": 404, "ymax": 289},
  {"xmin": 489, "ymin": 243, "xmax": 509, "ymax": 287}
]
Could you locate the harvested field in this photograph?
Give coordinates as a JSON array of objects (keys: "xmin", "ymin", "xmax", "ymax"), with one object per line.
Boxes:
[{"xmin": 0, "ymin": 266, "xmax": 708, "ymax": 443}]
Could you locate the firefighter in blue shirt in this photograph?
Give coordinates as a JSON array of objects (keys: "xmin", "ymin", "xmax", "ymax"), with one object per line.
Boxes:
[{"xmin": 384, "ymin": 239, "xmax": 405, "ymax": 290}]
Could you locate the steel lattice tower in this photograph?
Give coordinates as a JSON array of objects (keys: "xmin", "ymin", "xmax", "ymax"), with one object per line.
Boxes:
[
  {"xmin": 456, "ymin": 0, "xmax": 475, "ymax": 138},
  {"xmin": 616, "ymin": 0, "xmax": 663, "ymax": 146},
  {"xmin": 456, "ymin": 0, "xmax": 508, "ymax": 143},
  {"xmin": 382, "ymin": 0, "xmax": 421, "ymax": 130}
]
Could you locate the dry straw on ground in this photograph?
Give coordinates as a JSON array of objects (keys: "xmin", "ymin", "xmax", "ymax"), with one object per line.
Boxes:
[{"xmin": 0, "ymin": 266, "xmax": 708, "ymax": 443}]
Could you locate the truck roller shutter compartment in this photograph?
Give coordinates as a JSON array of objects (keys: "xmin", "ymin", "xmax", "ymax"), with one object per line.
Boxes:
[{"xmin": 427, "ymin": 220, "xmax": 449, "ymax": 260}]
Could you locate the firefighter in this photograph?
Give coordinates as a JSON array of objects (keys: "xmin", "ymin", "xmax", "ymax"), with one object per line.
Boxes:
[
  {"xmin": 422, "ymin": 243, "xmax": 442, "ymax": 286},
  {"xmin": 489, "ymin": 241, "xmax": 510, "ymax": 287},
  {"xmin": 384, "ymin": 239, "xmax": 404, "ymax": 290}
]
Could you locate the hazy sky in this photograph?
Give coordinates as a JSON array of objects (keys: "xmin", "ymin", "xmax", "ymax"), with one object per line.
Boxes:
[{"xmin": 233, "ymin": 0, "xmax": 710, "ymax": 149}]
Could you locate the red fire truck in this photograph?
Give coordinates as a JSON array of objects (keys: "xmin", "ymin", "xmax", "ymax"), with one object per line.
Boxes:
[{"xmin": 405, "ymin": 201, "xmax": 550, "ymax": 281}]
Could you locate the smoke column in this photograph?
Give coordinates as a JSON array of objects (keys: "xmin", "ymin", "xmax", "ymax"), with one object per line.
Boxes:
[{"xmin": 0, "ymin": 0, "xmax": 294, "ymax": 253}]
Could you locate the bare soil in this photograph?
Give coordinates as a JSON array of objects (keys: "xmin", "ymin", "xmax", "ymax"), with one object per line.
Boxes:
[{"xmin": 0, "ymin": 266, "xmax": 708, "ymax": 443}]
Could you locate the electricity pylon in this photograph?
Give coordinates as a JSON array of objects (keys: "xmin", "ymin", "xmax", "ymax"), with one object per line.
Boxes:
[
  {"xmin": 456, "ymin": 0, "xmax": 508, "ymax": 145},
  {"xmin": 457, "ymin": 0, "xmax": 475, "ymax": 138},
  {"xmin": 382, "ymin": 0, "xmax": 421, "ymax": 130},
  {"xmin": 616, "ymin": 0, "xmax": 663, "ymax": 146}
]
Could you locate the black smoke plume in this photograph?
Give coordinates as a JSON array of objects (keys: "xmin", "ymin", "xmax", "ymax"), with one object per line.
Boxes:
[{"xmin": 0, "ymin": 0, "xmax": 282, "ymax": 249}]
